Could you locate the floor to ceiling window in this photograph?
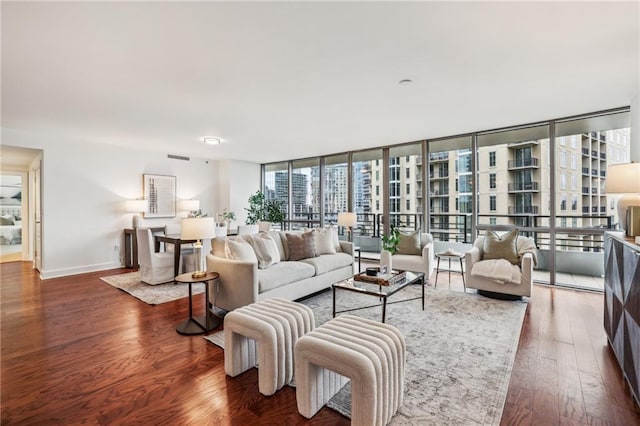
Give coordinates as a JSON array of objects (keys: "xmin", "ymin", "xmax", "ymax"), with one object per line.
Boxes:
[
  {"xmin": 477, "ymin": 124, "xmax": 551, "ymax": 284},
  {"xmin": 323, "ymin": 154, "xmax": 348, "ymax": 227},
  {"xmin": 428, "ymin": 136, "xmax": 472, "ymax": 246},
  {"xmin": 353, "ymin": 149, "xmax": 383, "ymax": 252},
  {"xmin": 289, "ymin": 158, "xmax": 320, "ymax": 230},
  {"xmin": 261, "ymin": 107, "xmax": 630, "ymax": 290},
  {"xmin": 553, "ymin": 111, "xmax": 630, "ymax": 290},
  {"xmin": 389, "ymin": 143, "xmax": 423, "ymax": 231}
]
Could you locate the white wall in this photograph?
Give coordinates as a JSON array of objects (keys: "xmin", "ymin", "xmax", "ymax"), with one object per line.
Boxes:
[
  {"xmin": 1, "ymin": 127, "xmax": 236, "ymax": 278},
  {"xmin": 631, "ymin": 93, "xmax": 639, "ymax": 162},
  {"xmin": 217, "ymin": 159, "xmax": 261, "ymax": 225}
]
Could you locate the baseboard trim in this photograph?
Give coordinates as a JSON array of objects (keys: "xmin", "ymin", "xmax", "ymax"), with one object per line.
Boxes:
[{"xmin": 40, "ymin": 262, "xmax": 122, "ymax": 280}]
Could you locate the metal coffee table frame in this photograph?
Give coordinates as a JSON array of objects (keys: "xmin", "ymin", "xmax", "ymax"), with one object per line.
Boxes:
[{"xmin": 332, "ymin": 271, "xmax": 425, "ymax": 323}]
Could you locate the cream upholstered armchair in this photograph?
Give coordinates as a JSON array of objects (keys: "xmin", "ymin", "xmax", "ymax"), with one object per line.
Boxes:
[
  {"xmin": 381, "ymin": 230, "xmax": 434, "ymax": 277},
  {"xmin": 464, "ymin": 230, "xmax": 536, "ymax": 298},
  {"xmin": 136, "ymin": 228, "xmax": 175, "ymax": 285}
]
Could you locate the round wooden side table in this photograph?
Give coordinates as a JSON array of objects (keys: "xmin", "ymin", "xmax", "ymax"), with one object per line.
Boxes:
[{"xmin": 175, "ymin": 271, "xmax": 221, "ymax": 335}]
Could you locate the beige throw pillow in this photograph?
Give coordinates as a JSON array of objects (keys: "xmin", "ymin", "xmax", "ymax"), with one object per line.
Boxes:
[
  {"xmin": 248, "ymin": 233, "xmax": 281, "ymax": 269},
  {"xmin": 224, "ymin": 237, "xmax": 258, "ymax": 263},
  {"xmin": 314, "ymin": 228, "xmax": 336, "ymax": 255},
  {"xmin": 482, "ymin": 229, "xmax": 520, "ymax": 265},
  {"xmin": 286, "ymin": 230, "xmax": 317, "ymax": 261},
  {"xmin": 397, "ymin": 230, "xmax": 422, "ymax": 255}
]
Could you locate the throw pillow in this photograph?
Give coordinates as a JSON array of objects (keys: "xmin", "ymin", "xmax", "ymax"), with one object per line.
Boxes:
[
  {"xmin": 247, "ymin": 233, "xmax": 281, "ymax": 269},
  {"xmin": 327, "ymin": 225, "xmax": 342, "ymax": 252},
  {"xmin": 314, "ymin": 228, "xmax": 336, "ymax": 255},
  {"xmin": 224, "ymin": 237, "xmax": 258, "ymax": 263},
  {"xmin": 286, "ymin": 230, "xmax": 317, "ymax": 261},
  {"xmin": 396, "ymin": 230, "xmax": 422, "ymax": 255},
  {"xmin": 482, "ymin": 229, "xmax": 520, "ymax": 265}
]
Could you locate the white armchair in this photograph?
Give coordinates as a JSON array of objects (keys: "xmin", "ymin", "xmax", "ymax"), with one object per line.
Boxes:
[
  {"xmin": 381, "ymin": 232, "xmax": 434, "ymax": 278},
  {"xmin": 464, "ymin": 235, "xmax": 535, "ymax": 298},
  {"xmin": 136, "ymin": 228, "xmax": 175, "ymax": 285}
]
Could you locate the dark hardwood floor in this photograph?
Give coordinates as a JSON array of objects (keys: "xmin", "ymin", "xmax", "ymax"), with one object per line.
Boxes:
[{"xmin": 1, "ymin": 261, "xmax": 639, "ymax": 425}]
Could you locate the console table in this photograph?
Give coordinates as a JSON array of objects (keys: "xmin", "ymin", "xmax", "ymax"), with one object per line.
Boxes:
[
  {"xmin": 123, "ymin": 227, "xmax": 165, "ymax": 268},
  {"xmin": 604, "ymin": 232, "xmax": 640, "ymax": 406}
]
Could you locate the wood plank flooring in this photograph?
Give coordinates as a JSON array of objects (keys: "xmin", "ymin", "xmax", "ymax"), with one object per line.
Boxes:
[{"xmin": 1, "ymin": 261, "xmax": 639, "ymax": 425}]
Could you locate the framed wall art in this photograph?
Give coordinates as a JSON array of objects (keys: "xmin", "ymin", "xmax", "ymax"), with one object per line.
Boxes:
[{"xmin": 143, "ymin": 174, "xmax": 176, "ymax": 218}]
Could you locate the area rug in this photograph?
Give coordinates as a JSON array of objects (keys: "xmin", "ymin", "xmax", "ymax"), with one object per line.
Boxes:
[
  {"xmin": 99, "ymin": 272, "xmax": 204, "ymax": 305},
  {"xmin": 205, "ymin": 285, "xmax": 527, "ymax": 425}
]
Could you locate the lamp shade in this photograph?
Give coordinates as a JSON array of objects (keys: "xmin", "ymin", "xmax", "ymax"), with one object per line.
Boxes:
[
  {"xmin": 181, "ymin": 217, "xmax": 215, "ymax": 240},
  {"xmin": 605, "ymin": 163, "xmax": 640, "ymax": 193},
  {"xmin": 126, "ymin": 199, "xmax": 148, "ymax": 213},
  {"xmin": 337, "ymin": 212, "xmax": 357, "ymax": 227},
  {"xmin": 179, "ymin": 199, "xmax": 200, "ymax": 211}
]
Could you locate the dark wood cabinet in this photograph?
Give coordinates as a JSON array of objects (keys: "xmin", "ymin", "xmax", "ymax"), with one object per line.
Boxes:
[{"xmin": 604, "ymin": 231, "xmax": 640, "ymax": 406}]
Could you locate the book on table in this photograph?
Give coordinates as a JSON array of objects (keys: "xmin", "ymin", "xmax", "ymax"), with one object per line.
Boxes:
[{"xmin": 353, "ymin": 271, "xmax": 407, "ymax": 286}]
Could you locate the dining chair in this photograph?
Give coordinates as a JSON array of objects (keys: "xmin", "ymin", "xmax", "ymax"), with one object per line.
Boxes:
[{"xmin": 136, "ymin": 228, "xmax": 175, "ymax": 284}]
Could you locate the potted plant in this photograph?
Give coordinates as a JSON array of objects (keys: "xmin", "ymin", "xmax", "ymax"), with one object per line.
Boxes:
[
  {"xmin": 217, "ymin": 208, "xmax": 236, "ymax": 227},
  {"xmin": 380, "ymin": 225, "xmax": 400, "ymax": 274},
  {"xmin": 245, "ymin": 191, "xmax": 285, "ymax": 229}
]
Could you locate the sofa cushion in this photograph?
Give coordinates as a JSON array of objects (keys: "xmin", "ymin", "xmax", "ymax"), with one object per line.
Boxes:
[
  {"xmin": 224, "ymin": 237, "xmax": 258, "ymax": 262},
  {"xmin": 286, "ymin": 231, "xmax": 317, "ymax": 261},
  {"xmin": 420, "ymin": 233, "xmax": 433, "ymax": 247},
  {"xmin": 212, "ymin": 237, "xmax": 227, "ymax": 257},
  {"xmin": 314, "ymin": 227, "xmax": 336, "ymax": 255},
  {"xmin": 247, "ymin": 233, "xmax": 281, "ymax": 269},
  {"xmin": 268, "ymin": 230, "xmax": 287, "ymax": 260},
  {"xmin": 482, "ymin": 229, "xmax": 520, "ymax": 265},
  {"xmin": 397, "ymin": 230, "xmax": 421, "ymax": 255},
  {"xmin": 257, "ymin": 261, "xmax": 316, "ymax": 293},
  {"xmin": 300, "ymin": 252, "xmax": 352, "ymax": 276}
]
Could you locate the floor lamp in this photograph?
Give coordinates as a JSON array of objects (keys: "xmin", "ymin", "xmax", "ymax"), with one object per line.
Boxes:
[
  {"xmin": 338, "ymin": 212, "xmax": 357, "ymax": 243},
  {"xmin": 605, "ymin": 162, "xmax": 640, "ymax": 236}
]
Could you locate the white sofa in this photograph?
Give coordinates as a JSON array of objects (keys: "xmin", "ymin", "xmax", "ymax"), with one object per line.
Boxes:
[{"xmin": 206, "ymin": 229, "xmax": 354, "ymax": 311}]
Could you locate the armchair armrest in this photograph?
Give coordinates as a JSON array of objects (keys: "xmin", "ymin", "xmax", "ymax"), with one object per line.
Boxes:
[
  {"xmin": 520, "ymin": 252, "xmax": 533, "ymax": 285},
  {"xmin": 421, "ymin": 242, "xmax": 434, "ymax": 277},
  {"xmin": 465, "ymin": 247, "xmax": 481, "ymax": 280},
  {"xmin": 339, "ymin": 241, "xmax": 354, "ymax": 256},
  {"xmin": 206, "ymin": 254, "xmax": 259, "ymax": 311}
]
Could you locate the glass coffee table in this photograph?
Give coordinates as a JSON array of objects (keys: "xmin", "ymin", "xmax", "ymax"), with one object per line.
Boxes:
[{"xmin": 332, "ymin": 271, "xmax": 425, "ymax": 323}]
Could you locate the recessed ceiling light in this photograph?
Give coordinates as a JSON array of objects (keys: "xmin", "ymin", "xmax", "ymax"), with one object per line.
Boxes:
[
  {"xmin": 202, "ymin": 136, "xmax": 223, "ymax": 145},
  {"xmin": 398, "ymin": 79, "xmax": 413, "ymax": 85}
]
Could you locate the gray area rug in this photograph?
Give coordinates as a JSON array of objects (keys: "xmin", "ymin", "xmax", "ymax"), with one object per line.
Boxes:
[
  {"xmin": 100, "ymin": 272, "xmax": 204, "ymax": 305},
  {"xmin": 205, "ymin": 285, "xmax": 527, "ymax": 425}
]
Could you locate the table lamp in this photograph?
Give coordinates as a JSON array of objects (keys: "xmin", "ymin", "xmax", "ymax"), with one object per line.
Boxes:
[
  {"xmin": 338, "ymin": 212, "xmax": 357, "ymax": 242},
  {"xmin": 126, "ymin": 199, "xmax": 148, "ymax": 228},
  {"xmin": 181, "ymin": 217, "xmax": 215, "ymax": 278},
  {"xmin": 605, "ymin": 162, "xmax": 640, "ymax": 235},
  {"xmin": 179, "ymin": 199, "xmax": 200, "ymax": 213}
]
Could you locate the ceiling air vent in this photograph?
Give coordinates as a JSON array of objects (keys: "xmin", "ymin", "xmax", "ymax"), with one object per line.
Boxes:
[{"xmin": 168, "ymin": 154, "xmax": 190, "ymax": 161}]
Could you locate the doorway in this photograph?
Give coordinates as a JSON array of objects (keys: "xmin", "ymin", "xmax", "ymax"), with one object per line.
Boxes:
[{"xmin": 0, "ymin": 174, "xmax": 23, "ymax": 262}]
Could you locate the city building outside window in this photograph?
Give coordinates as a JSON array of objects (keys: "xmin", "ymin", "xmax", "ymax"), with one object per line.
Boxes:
[
  {"xmin": 490, "ymin": 195, "xmax": 496, "ymax": 211},
  {"xmin": 489, "ymin": 151, "xmax": 496, "ymax": 167},
  {"xmin": 489, "ymin": 173, "xmax": 496, "ymax": 189}
]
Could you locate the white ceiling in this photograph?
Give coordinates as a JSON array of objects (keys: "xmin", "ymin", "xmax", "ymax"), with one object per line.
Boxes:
[{"xmin": 2, "ymin": 1, "xmax": 638, "ymax": 164}]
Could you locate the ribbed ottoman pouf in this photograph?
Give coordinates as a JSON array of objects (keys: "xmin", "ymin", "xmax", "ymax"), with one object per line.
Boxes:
[
  {"xmin": 294, "ymin": 314, "xmax": 405, "ymax": 426},
  {"xmin": 223, "ymin": 298, "xmax": 315, "ymax": 396}
]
